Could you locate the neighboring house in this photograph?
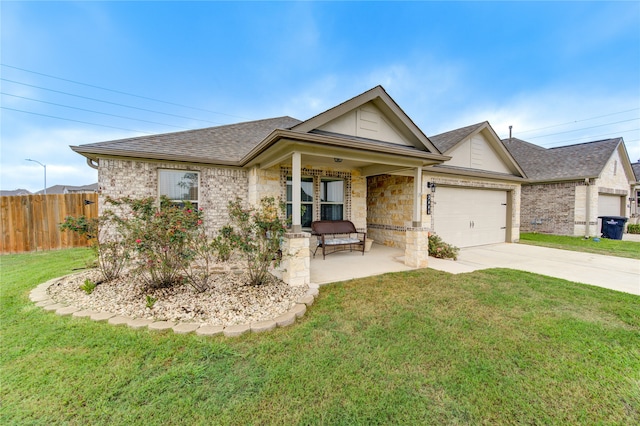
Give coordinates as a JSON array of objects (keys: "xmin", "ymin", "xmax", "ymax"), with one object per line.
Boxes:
[
  {"xmin": 71, "ymin": 86, "xmax": 524, "ymax": 285},
  {"xmin": 0, "ymin": 189, "xmax": 31, "ymax": 196},
  {"xmin": 503, "ymin": 137, "xmax": 635, "ymax": 237},
  {"xmin": 36, "ymin": 183, "xmax": 99, "ymax": 195},
  {"xmin": 631, "ymin": 161, "xmax": 640, "ymax": 222}
]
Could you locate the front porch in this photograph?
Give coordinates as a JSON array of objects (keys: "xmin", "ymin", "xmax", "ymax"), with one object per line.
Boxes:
[{"xmin": 309, "ymin": 242, "xmax": 417, "ymax": 286}]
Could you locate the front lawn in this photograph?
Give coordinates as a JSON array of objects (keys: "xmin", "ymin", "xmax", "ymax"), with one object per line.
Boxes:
[
  {"xmin": 2, "ymin": 249, "xmax": 639, "ymax": 425},
  {"xmin": 520, "ymin": 232, "xmax": 640, "ymax": 260}
]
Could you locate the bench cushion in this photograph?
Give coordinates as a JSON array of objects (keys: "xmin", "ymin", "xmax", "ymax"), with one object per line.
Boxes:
[{"xmin": 319, "ymin": 237, "xmax": 362, "ymax": 246}]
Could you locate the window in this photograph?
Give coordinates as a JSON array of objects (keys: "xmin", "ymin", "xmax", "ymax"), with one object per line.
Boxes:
[
  {"xmin": 320, "ymin": 178, "xmax": 344, "ymax": 221},
  {"xmin": 286, "ymin": 176, "xmax": 345, "ymax": 227},
  {"xmin": 158, "ymin": 170, "xmax": 199, "ymax": 208},
  {"xmin": 286, "ymin": 177, "xmax": 313, "ymax": 227}
]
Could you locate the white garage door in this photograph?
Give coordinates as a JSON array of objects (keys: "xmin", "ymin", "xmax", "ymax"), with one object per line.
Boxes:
[
  {"xmin": 598, "ymin": 194, "xmax": 623, "ymax": 217},
  {"xmin": 433, "ymin": 187, "xmax": 507, "ymax": 248}
]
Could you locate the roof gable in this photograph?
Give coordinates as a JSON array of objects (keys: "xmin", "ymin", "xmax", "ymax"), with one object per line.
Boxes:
[
  {"xmin": 290, "ymin": 86, "xmax": 441, "ymax": 154},
  {"xmin": 430, "ymin": 122, "xmax": 525, "ymax": 177},
  {"xmin": 503, "ymin": 137, "xmax": 627, "ymax": 182}
]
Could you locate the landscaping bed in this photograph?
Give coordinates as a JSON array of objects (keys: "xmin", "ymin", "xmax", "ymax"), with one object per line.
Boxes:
[{"xmin": 46, "ymin": 265, "xmax": 308, "ymax": 326}]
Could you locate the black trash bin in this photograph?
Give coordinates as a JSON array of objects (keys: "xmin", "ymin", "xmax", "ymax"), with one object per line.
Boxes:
[{"xmin": 598, "ymin": 216, "xmax": 628, "ymax": 240}]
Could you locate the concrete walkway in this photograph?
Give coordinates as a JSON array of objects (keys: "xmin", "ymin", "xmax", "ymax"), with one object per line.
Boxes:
[
  {"xmin": 310, "ymin": 244, "xmax": 414, "ymax": 285},
  {"xmin": 429, "ymin": 243, "xmax": 640, "ymax": 295}
]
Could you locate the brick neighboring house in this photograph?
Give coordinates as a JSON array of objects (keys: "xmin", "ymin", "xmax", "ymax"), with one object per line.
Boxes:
[
  {"xmin": 503, "ymin": 137, "xmax": 635, "ymax": 236},
  {"xmin": 71, "ymin": 86, "xmax": 524, "ymax": 285}
]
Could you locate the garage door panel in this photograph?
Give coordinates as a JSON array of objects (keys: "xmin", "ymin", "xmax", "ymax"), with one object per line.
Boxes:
[
  {"xmin": 433, "ymin": 187, "xmax": 507, "ymax": 248},
  {"xmin": 598, "ymin": 194, "xmax": 622, "ymax": 216}
]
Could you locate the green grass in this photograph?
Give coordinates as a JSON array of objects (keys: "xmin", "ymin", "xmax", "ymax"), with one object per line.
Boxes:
[
  {"xmin": 520, "ymin": 232, "xmax": 640, "ymax": 260},
  {"xmin": 2, "ymin": 249, "xmax": 639, "ymax": 425}
]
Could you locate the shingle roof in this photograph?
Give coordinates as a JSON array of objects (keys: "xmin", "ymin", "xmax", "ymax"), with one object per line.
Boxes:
[
  {"xmin": 72, "ymin": 117, "xmax": 302, "ymax": 163},
  {"xmin": 429, "ymin": 122, "xmax": 486, "ymax": 153},
  {"xmin": 36, "ymin": 183, "xmax": 99, "ymax": 195},
  {"xmin": 503, "ymin": 137, "xmax": 622, "ymax": 181},
  {"xmin": 632, "ymin": 162, "xmax": 640, "ymax": 182},
  {"xmin": 0, "ymin": 189, "xmax": 31, "ymax": 196}
]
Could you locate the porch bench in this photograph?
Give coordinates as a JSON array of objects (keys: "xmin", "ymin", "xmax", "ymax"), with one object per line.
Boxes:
[{"xmin": 311, "ymin": 220, "xmax": 366, "ymax": 259}]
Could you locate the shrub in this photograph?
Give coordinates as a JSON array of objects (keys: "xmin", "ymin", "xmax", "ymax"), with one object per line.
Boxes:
[
  {"xmin": 79, "ymin": 278, "xmax": 97, "ymax": 295},
  {"xmin": 627, "ymin": 223, "xmax": 640, "ymax": 234},
  {"xmin": 145, "ymin": 295, "xmax": 157, "ymax": 309},
  {"xmin": 60, "ymin": 214, "xmax": 128, "ymax": 282},
  {"xmin": 220, "ymin": 197, "xmax": 287, "ymax": 286},
  {"xmin": 428, "ymin": 234, "xmax": 459, "ymax": 260},
  {"xmin": 107, "ymin": 196, "xmax": 204, "ymax": 290},
  {"xmin": 179, "ymin": 225, "xmax": 217, "ymax": 293}
]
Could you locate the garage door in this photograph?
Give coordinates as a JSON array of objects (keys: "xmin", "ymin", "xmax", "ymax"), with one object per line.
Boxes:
[
  {"xmin": 433, "ymin": 187, "xmax": 507, "ymax": 248},
  {"xmin": 597, "ymin": 194, "xmax": 624, "ymax": 236},
  {"xmin": 598, "ymin": 194, "xmax": 622, "ymax": 216}
]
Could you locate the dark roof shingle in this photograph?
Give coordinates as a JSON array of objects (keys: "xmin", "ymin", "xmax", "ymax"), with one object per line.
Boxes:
[
  {"xmin": 429, "ymin": 122, "xmax": 486, "ymax": 153},
  {"xmin": 503, "ymin": 137, "xmax": 622, "ymax": 181},
  {"xmin": 632, "ymin": 162, "xmax": 640, "ymax": 182},
  {"xmin": 73, "ymin": 117, "xmax": 302, "ymax": 163}
]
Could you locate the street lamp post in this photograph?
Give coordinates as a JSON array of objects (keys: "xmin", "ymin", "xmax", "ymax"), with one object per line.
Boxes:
[{"xmin": 26, "ymin": 159, "xmax": 47, "ymax": 195}]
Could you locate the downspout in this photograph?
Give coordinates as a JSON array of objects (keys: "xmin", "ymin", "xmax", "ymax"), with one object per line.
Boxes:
[
  {"xmin": 585, "ymin": 178, "xmax": 591, "ymax": 238},
  {"xmin": 86, "ymin": 158, "xmax": 99, "ymax": 169}
]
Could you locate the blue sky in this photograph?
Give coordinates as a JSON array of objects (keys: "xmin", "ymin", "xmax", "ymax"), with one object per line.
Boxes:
[{"xmin": 2, "ymin": 1, "xmax": 639, "ymax": 192}]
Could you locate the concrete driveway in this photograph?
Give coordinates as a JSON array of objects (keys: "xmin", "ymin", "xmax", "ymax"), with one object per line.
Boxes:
[{"xmin": 428, "ymin": 243, "xmax": 640, "ymax": 295}]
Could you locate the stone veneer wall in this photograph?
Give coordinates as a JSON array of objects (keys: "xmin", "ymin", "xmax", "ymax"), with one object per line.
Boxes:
[
  {"xmin": 98, "ymin": 158, "xmax": 248, "ymax": 236},
  {"xmin": 519, "ymin": 182, "xmax": 577, "ymax": 235},
  {"xmin": 366, "ymin": 175, "xmax": 414, "ymax": 248},
  {"xmin": 248, "ymin": 166, "xmax": 281, "ymax": 207}
]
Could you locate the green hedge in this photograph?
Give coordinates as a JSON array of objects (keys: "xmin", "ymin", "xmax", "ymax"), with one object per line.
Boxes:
[{"xmin": 627, "ymin": 223, "xmax": 640, "ymax": 234}]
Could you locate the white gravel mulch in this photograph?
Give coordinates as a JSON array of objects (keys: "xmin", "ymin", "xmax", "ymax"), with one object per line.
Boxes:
[{"xmin": 46, "ymin": 263, "xmax": 309, "ymax": 326}]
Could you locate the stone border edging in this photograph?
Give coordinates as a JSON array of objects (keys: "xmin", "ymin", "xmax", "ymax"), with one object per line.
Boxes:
[{"xmin": 30, "ymin": 276, "xmax": 319, "ymax": 337}]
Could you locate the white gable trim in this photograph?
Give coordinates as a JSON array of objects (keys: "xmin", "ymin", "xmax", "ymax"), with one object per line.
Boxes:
[
  {"xmin": 442, "ymin": 123, "xmax": 525, "ymax": 178},
  {"xmin": 291, "ymin": 86, "xmax": 441, "ymax": 154}
]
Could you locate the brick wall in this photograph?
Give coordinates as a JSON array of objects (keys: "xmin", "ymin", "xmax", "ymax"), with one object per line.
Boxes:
[
  {"xmin": 98, "ymin": 158, "xmax": 248, "ymax": 236},
  {"xmin": 520, "ymin": 182, "xmax": 576, "ymax": 235}
]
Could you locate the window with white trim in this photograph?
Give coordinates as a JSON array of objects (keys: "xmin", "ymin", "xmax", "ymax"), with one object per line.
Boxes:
[
  {"xmin": 286, "ymin": 177, "xmax": 313, "ymax": 228},
  {"xmin": 320, "ymin": 178, "xmax": 344, "ymax": 221},
  {"xmin": 286, "ymin": 176, "xmax": 345, "ymax": 227},
  {"xmin": 158, "ymin": 170, "xmax": 199, "ymax": 208}
]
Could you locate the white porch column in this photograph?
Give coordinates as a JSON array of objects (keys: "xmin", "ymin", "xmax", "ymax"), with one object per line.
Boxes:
[
  {"xmin": 413, "ymin": 167, "xmax": 422, "ymax": 227},
  {"xmin": 291, "ymin": 152, "xmax": 302, "ymax": 233}
]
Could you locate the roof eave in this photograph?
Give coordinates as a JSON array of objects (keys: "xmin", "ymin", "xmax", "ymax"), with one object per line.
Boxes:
[
  {"xmin": 240, "ymin": 129, "xmax": 450, "ymax": 166},
  {"xmin": 70, "ymin": 145, "xmax": 240, "ymax": 166},
  {"xmin": 428, "ymin": 164, "xmax": 527, "ymax": 182}
]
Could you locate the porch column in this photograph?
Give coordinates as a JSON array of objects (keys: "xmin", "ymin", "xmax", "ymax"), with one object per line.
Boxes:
[
  {"xmin": 280, "ymin": 231, "xmax": 310, "ymax": 287},
  {"xmin": 412, "ymin": 167, "xmax": 422, "ymax": 227},
  {"xmin": 405, "ymin": 226, "xmax": 429, "ymax": 268},
  {"xmin": 291, "ymin": 152, "xmax": 302, "ymax": 233}
]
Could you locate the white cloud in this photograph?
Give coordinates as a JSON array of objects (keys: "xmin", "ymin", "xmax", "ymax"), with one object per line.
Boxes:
[{"xmin": 0, "ymin": 127, "xmax": 128, "ymax": 192}]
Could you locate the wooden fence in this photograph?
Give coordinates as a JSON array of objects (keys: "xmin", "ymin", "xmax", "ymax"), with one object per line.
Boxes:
[{"xmin": 1, "ymin": 193, "xmax": 98, "ymax": 254}]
